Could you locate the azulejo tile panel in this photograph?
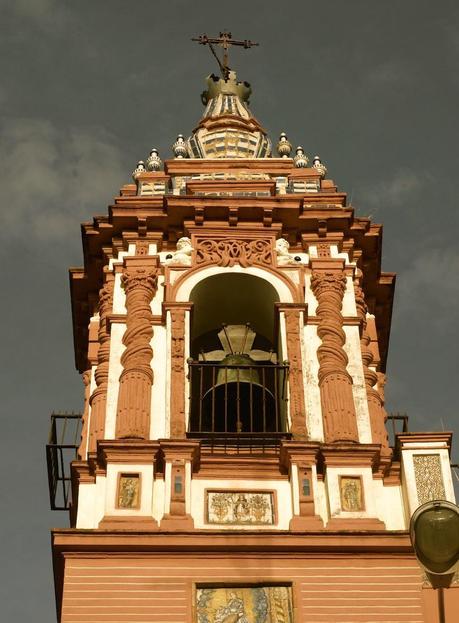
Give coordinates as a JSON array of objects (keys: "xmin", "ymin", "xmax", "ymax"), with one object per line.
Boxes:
[
  {"xmin": 207, "ymin": 491, "xmax": 274, "ymax": 525},
  {"xmin": 196, "ymin": 586, "xmax": 293, "ymax": 623}
]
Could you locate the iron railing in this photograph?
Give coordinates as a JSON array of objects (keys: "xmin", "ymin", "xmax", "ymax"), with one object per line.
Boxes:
[
  {"xmin": 188, "ymin": 361, "xmax": 289, "ymax": 436},
  {"xmin": 46, "ymin": 412, "xmax": 82, "ymax": 510}
]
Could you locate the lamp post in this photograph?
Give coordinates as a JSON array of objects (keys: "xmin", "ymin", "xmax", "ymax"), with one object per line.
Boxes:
[{"xmin": 409, "ymin": 500, "xmax": 459, "ymax": 622}]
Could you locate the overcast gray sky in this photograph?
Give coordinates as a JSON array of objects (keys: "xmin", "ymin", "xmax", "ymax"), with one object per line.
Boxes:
[{"xmin": 1, "ymin": 1, "xmax": 458, "ymax": 620}]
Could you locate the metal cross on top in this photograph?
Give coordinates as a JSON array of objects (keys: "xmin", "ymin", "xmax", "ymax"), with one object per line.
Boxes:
[{"xmin": 192, "ymin": 31, "xmax": 259, "ymax": 80}]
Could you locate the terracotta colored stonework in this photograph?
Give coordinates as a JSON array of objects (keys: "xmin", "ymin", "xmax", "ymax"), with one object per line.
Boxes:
[
  {"xmin": 311, "ymin": 264, "xmax": 359, "ymax": 442},
  {"xmin": 195, "ymin": 234, "xmax": 274, "ymax": 267},
  {"xmin": 281, "ymin": 305, "xmax": 308, "ymax": 438},
  {"xmin": 168, "ymin": 304, "xmax": 190, "ymax": 438},
  {"xmin": 77, "ymin": 369, "xmax": 91, "ymax": 459},
  {"xmin": 88, "ymin": 274, "xmax": 114, "ymax": 453},
  {"xmin": 115, "ymin": 257, "xmax": 159, "ymax": 439}
]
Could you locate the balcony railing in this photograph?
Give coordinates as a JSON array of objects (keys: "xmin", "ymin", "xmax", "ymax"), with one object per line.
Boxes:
[
  {"xmin": 187, "ymin": 361, "xmax": 289, "ymax": 437},
  {"xmin": 46, "ymin": 413, "xmax": 82, "ymax": 510}
]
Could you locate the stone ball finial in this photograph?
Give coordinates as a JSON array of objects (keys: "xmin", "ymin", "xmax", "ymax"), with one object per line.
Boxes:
[
  {"xmin": 277, "ymin": 132, "xmax": 292, "ymax": 158},
  {"xmin": 294, "ymin": 146, "xmax": 309, "ymax": 168},
  {"xmin": 146, "ymin": 148, "xmax": 162, "ymax": 172},
  {"xmin": 132, "ymin": 160, "xmax": 146, "ymax": 180},
  {"xmin": 172, "ymin": 134, "xmax": 188, "ymax": 159},
  {"xmin": 313, "ymin": 155, "xmax": 327, "ymax": 177}
]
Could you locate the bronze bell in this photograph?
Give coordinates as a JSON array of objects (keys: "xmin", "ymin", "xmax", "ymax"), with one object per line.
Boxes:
[
  {"xmin": 203, "ymin": 353, "xmax": 275, "ymax": 433},
  {"xmin": 214, "ymin": 353, "xmax": 261, "ymax": 387}
]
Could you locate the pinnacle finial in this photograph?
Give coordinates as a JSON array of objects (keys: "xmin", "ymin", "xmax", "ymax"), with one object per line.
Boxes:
[
  {"xmin": 132, "ymin": 160, "xmax": 146, "ymax": 180},
  {"xmin": 146, "ymin": 149, "xmax": 162, "ymax": 171},
  {"xmin": 277, "ymin": 133, "xmax": 292, "ymax": 158},
  {"xmin": 294, "ymin": 146, "xmax": 309, "ymax": 168},
  {"xmin": 313, "ymin": 155, "xmax": 327, "ymax": 177},
  {"xmin": 172, "ymin": 134, "xmax": 188, "ymax": 159}
]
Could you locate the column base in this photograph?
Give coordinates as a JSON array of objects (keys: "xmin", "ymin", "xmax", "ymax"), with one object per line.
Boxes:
[
  {"xmin": 98, "ymin": 515, "xmax": 159, "ymax": 531},
  {"xmin": 326, "ymin": 517, "xmax": 386, "ymax": 530},
  {"xmin": 160, "ymin": 514, "xmax": 195, "ymax": 531},
  {"xmin": 289, "ymin": 515, "xmax": 325, "ymax": 530}
]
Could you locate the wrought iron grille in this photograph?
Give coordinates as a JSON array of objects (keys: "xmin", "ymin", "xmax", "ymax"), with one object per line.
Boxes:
[
  {"xmin": 187, "ymin": 361, "xmax": 289, "ymax": 436},
  {"xmin": 46, "ymin": 413, "xmax": 82, "ymax": 510}
]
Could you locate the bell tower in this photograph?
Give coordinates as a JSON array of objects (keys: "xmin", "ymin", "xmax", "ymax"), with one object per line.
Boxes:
[{"xmin": 49, "ymin": 38, "xmax": 458, "ymax": 622}]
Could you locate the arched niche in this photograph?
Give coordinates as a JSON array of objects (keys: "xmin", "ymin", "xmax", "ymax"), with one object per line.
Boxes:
[
  {"xmin": 183, "ymin": 271, "xmax": 290, "ymax": 435},
  {"xmin": 189, "ymin": 272, "xmax": 280, "ymax": 355}
]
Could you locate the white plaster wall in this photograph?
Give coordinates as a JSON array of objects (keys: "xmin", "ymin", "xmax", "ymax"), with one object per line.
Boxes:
[
  {"xmin": 112, "ymin": 271, "xmax": 126, "ymax": 314},
  {"xmin": 104, "ymin": 323, "xmax": 125, "ymax": 438},
  {"xmin": 76, "ymin": 476, "xmax": 106, "ymax": 529},
  {"xmin": 164, "ymin": 462, "xmax": 172, "ymax": 515},
  {"xmin": 326, "ymin": 466, "xmax": 377, "ymax": 520},
  {"xmin": 152, "ymin": 477, "xmax": 165, "ymax": 523},
  {"xmin": 304, "ymin": 273, "xmax": 317, "ymax": 315},
  {"xmin": 290, "ymin": 464, "xmax": 300, "ymax": 515},
  {"xmin": 342, "ymin": 275, "xmax": 357, "ymax": 315},
  {"xmin": 191, "ymin": 479, "xmax": 293, "ymax": 530},
  {"xmin": 105, "ymin": 463, "xmax": 154, "ymax": 516},
  {"xmin": 314, "ymin": 478, "xmax": 329, "ymax": 524},
  {"xmin": 108, "ymin": 251, "xmax": 128, "ymax": 271},
  {"xmin": 373, "ymin": 480, "xmax": 406, "ymax": 529},
  {"xmin": 151, "ymin": 275, "xmax": 164, "ymax": 316},
  {"xmin": 343, "ymin": 325, "xmax": 372, "ymax": 443},
  {"xmin": 302, "ymin": 325, "xmax": 324, "ymax": 441},
  {"xmin": 150, "ymin": 325, "xmax": 168, "ymax": 439}
]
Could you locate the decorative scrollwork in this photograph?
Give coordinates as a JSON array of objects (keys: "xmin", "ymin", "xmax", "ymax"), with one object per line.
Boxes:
[{"xmin": 196, "ymin": 237, "xmax": 273, "ymax": 267}]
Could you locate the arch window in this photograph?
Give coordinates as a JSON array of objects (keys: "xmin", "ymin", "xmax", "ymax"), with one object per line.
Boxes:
[{"xmin": 187, "ymin": 273, "xmax": 290, "ymax": 438}]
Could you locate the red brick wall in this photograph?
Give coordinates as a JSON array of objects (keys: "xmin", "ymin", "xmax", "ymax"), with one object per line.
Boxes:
[{"xmin": 61, "ymin": 554, "xmax": 431, "ymax": 622}]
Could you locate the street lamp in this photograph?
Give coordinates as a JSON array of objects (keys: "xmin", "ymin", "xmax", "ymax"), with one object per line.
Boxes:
[{"xmin": 409, "ymin": 500, "xmax": 459, "ymax": 622}]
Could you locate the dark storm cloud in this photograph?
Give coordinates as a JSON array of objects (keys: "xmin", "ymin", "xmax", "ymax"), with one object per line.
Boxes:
[{"xmin": 1, "ymin": 1, "xmax": 458, "ymax": 620}]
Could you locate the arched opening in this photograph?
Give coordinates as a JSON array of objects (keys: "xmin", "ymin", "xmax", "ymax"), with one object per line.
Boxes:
[{"xmin": 187, "ymin": 273, "xmax": 289, "ymax": 437}]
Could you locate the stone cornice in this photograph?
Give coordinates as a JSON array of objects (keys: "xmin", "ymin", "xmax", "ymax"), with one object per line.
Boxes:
[{"xmin": 52, "ymin": 528, "xmax": 413, "ymax": 553}]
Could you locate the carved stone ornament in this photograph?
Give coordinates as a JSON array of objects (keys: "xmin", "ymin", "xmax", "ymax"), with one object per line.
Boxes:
[
  {"xmin": 115, "ymin": 263, "xmax": 159, "ymax": 439},
  {"xmin": 207, "ymin": 491, "xmax": 274, "ymax": 525},
  {"xmin": 413, "ymin": 454, "xmax": 446, "ymax": 504},
  {"xmin": 275, "ymin": 238, "xmax": 298, "ymax": 266},
  {"xmin": 88, "ymin": 277, "xmax": 114, "ymax": 453},
  {"xmin": 311, "ymin": 270, "xmax": 359, "ymax": 442},
  {"xmin": 283, "ymin": 308, "xmax": 308, "ymax": 438},
  {"xmin": 169, "ymin": 308, "xmax": 186, "ymax": 437},
  {"xmin": 196, "ymin": 236, "xmax": 273, "ymax": 267},
  {"xmin": 165, "ymin": 237, "xmax": 193, "ymax": 266}
]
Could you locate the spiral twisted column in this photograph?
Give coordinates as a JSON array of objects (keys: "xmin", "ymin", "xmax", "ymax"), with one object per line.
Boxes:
[
  {"xmin": 116, "ymin": 257, "xmax": 159, "ymax": 439},
  {"xmin": 311, "ymin": 267, "xmax": 359, "ymax": 442},
  {"xmin": 88, "ymin": 275, "xmax": 114, "ymax": 453},
  {"xmin": 353, "ymin": 270, "xmax": 389, "ymax": 449}
]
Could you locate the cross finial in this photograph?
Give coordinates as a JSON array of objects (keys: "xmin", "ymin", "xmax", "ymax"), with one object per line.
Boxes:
[{"xmin": 192, "ymin": 31, "xmax": 259, "ymax": 79}]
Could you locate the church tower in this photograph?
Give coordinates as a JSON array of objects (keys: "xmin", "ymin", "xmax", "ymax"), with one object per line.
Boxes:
[{"xmin": 49, "ymin": 36, "xmax": 458, "ymax": 622}]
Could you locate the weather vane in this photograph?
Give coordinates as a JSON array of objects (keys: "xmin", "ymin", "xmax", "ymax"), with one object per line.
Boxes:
[{"xmin": 192, "ymin": 31, "xmax": 259, "ymax": 80}]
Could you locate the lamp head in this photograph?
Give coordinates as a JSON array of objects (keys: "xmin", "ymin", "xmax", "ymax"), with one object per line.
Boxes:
[{"xmin": 410, "ymin": 500, "xmax": 459, "ymax": 587}]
